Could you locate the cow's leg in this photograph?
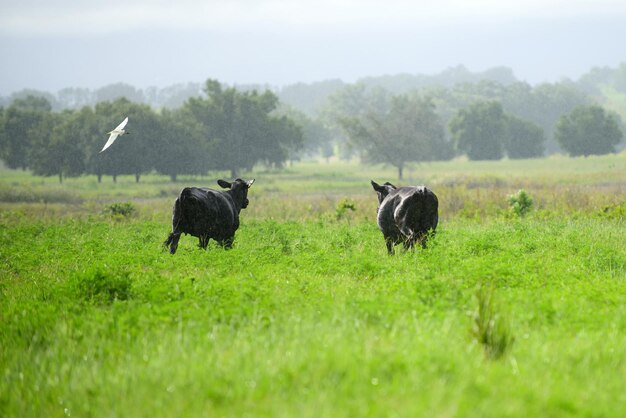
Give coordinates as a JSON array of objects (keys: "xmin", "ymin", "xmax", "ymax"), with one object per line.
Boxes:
[
  {"xmin": 403, "ymin": 236, "xmax": 416, "ymax": 251},
  {"xmin": 218, "ymin": 236, "xmax": 234, "ymax": 249},
  {"xmin": 385, "ymin": 237, "xmax": 395, "ymax": 255}
]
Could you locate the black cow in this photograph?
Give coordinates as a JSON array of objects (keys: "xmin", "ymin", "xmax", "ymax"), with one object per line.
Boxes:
[
  {"xmin": 371, "ymin": 180, "xmax": 439, "ymax": 254},
  {"xmin": 164, "ymin": 178, "xmax": 255, "ymax": 254}
]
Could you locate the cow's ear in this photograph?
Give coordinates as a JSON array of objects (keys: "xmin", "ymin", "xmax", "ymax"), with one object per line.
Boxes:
[
  {"xmin": 384, "ymin": 182, "xmax": 397, "ymax": 189},
  {"xmin": 217, "ymin": 179, "xmax": 232, "ymax": 189},
  {"xmin": 246, "ymin": 179, "xmax": 255, "ymax": 188},
  {"xmin": 371, "ymin": 180, "xmax": 383, "ymax": 192}
]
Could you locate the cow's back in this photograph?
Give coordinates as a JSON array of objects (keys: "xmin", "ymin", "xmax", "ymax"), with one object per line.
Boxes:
[
  {"xmin": 378, "ymin": 186, "xmax": 438, "ymax": 237},
  {"xmin": 393, "ymin": 187, "xmax": 438, "ymax": 235},
  {"xmin": 178, "ymin": 187, "xmax": 239, "ymax": 239}
]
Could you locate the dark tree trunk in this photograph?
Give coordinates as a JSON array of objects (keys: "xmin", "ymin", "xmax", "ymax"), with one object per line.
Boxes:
[
  {"xmin": 58, "ymin": 172, "xmax": 63, "ymax": 184},
  {"xmin": 113, "ymin": 174, "xmax": 117, "ymax": 183},
  {"xmin": 230, "ymin": 168, "xmax": 238, "ymax": 179},
  {"xmin": 397, "ymin": 164, "xmax": 404, "ymax": 181},
  {"xmin": 170, "ymin": 173, "xmax": 177, "ymax": 182},
  {"xmin": 135, "ymin": 174, "xmax": 140, "ymax": 183},
  {"xmin": 97, "ymin": 173, "xmax": 102, "ymax": 183}
]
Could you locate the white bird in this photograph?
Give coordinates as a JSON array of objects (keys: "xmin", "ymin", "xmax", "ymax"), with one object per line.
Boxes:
[{"xmin": 100, "ymin": 117, "xmax": 129, "ymax": 152}]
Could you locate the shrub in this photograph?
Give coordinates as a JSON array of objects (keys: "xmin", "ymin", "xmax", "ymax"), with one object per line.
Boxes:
[
  {"xmin": 508, "ymin": 189, "xmax": 533, "ymax": 217},
  {"xmin": 335, "ymin": 198, "xmax": 356, "ymax": 221},
  {"xmin": 599, "ymin": 202, "xmax": 626, "ymax": 221},
  {"xmin": 104, "ymin": 202, "xmax": 136, "ymax": 218}
]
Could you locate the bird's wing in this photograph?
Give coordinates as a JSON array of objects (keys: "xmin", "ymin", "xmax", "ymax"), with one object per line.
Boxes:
[
  {"xmin": 100, "ymin": 133, "xmax": 120, "ymax": 153},
  {"xmin": 114, "ymin": 117, "xmax": 129, "ymax": 131}
]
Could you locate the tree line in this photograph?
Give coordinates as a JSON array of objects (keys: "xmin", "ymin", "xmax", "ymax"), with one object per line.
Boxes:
[
  {"xmin": 0, "ymin": 78, "xmax": 623, "ymax": 182},
  {"xmin": 0, "ymin": 80, "xmax": 304, "ymax": 183},
  {"xmin": 324, "ymin": 84, "xmax": 623, "ymax": 179}
]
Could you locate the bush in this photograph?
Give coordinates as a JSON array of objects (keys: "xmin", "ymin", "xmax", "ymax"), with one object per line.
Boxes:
[
  {"xmin": 508, "ymin": 189, "xmax": 533, "ymax": 217},
  {"xmin": 335, "ymin": 198, "xmax": 356, "ymax": 221},
  {"xmin": 103, "ymin": 202, "xmax": 136, "ymax": 218}
]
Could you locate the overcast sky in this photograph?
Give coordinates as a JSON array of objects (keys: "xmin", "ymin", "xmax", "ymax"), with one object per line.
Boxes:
[{"xmin": 1, "ymin": 0, "xmax": 625, "ymax": 95}]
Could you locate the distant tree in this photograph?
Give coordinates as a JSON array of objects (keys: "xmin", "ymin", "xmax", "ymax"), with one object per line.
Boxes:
[
  {"xmin": 95, "ymin": 83, "xmax": 144, "ymax": 104},
  {"xmin": 263, "ymin": 115, "xmax": 304, "ymax": 167},
  {"xmin": 275, "ymin": 107, "xmax": 332, "ymax": 160},
  {"xmin": 153, "ymin": 108, "xmax": 209, "ymax": 181},
  {"xmin": 92, "ymin": 98, "xmax": 158, "ymax": 182},
  {"xmin": 322, "ymin": 83, "xmax": 392, "ymax": 160},
  {"xmin": 439, "ymin": 81, "xmax": 588, "ymax": 155},
  {"xmin": 505, "ymin": 116, "xmax": 545, "ymax": 159},
  {"xmin": 11, "ymin": 95, "xmax": 53, "ymax": 112},
  {"xmin": 184, "ymin": 79, "xmax": 301, "ymax": 177},
  {"xmin": 449, "ymin": 101, "xmax": 507, "ymax": 160},
  {"xmin": 525, "ymin": 82, "xmax": 590, "ymax": 153},
  {"xmin": 0, "ymin": 96, "xmax": 53, "ymax": 169},
  {"xmin": 278, "ymin": 79, "xmax": 346, "ymax": 116},
  {"xmin": 8, "ymin": 90, "xmax": 59, "ymax": 111},
  {"xmin": 30, "ymin": 110, "xmax": 85, "ymax": 183},
  {"xmin": 555, "ymin": 105, "xmax": 623, "ymax": 156},
  {"xmin": 57, "ymin": 87, "xmax": 94, "ymax": 109},
  {"xmin": 340, "ymin": 95, "xmax": 449, "ymax": 180}
]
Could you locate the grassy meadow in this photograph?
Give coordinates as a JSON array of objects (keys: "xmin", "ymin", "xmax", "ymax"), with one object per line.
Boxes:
[{"xmin": 1, "ymin": 155, "xmax": 625, "ymax": 417}]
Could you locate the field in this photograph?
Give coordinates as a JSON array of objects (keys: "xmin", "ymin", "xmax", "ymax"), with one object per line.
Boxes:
[{"xmin": 1, "ymin": 155, "xmax": 625, "ymax": 417}]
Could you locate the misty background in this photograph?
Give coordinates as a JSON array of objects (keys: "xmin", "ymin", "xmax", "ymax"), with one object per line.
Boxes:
[
  {"xmin": 1, "ymin": 0, "xmax": 625, "ymax": 183},
  {"xmin": 2, "ymin": 0, "xmax": 626, "ymax": 94}
]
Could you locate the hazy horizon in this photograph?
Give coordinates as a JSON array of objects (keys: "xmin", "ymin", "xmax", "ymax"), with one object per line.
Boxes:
[{"xmin": 2, "ymin": 0, "xmax": 626, "ymax": 95}]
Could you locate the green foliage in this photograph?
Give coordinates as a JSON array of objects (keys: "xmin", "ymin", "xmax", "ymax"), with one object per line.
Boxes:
[
  {"xmin": 103, "ymin": 202, "xmax": 136, "ymax": 218},
  {"xmin": 508, "ymin": 189, "xmax": 534, "ymax": 217},
  {"xmin": 505, "ymin": 115, "xmax": 545, "ymax": 159},
  {"xmin": 339, "ymin": 94, "xmax": 451, "ymax": 179},
  {"xmin": 68, "ymin": 267, "xmax": 132, "ymax": 303},
  {"xmin": 0, "ymin": 81, "xmax": 303, "ymax": 182},
  {"xmin": 555, "ymin": 105, "xmax": 624, "ymax": 156},
  {"xmin": 335, "ymin": 198, "xmax": 356, "ymax": 221},
  {"xmin": 598, "ymin": 201, "xmax": 626, "ymax": 220},
  {"xmin": 185, "ymin": 79, "xmax": 303, "ymax": 177},
  {"xmin": 449, "ymin": 100, "xmax": 507, "ymax": 160},
  {"xmin": 0, "ymin": 98, "xmax": 54, "ymax": 170},
  {"xmin": 472, "ymin": 285, "xmax": 515, "ymax": 360}
]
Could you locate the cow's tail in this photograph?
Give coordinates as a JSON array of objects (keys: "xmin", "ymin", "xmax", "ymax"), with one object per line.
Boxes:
[
  {"xmin": 164, "ymin": 232, "xmax": 181, "ymax": 254},
  {"xmin": 164, "ymin": 192, "xmax": 185, "ymax": 254}
]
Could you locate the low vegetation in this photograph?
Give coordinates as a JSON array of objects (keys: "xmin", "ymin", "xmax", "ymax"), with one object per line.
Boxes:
[{"xmin": 1, "ymin": 155, "xmax": 625, "ymax": 417}]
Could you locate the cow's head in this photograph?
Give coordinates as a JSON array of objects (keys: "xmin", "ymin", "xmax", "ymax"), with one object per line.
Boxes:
[
  {"xmin": 218, "ymin": 178, "xmax": 255, "ymax": 209},
  {"xmin": 371, "ymin": 180, "xmax": 397, "ymax": 205}
]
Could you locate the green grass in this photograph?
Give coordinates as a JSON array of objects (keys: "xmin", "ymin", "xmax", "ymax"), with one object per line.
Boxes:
[{"xmin": 1, "ymin": 155, "xmax": 625, "ymax": 417}]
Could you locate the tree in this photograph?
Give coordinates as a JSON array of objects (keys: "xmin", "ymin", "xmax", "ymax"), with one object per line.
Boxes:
[
  {"xmin": 322, "ymin": 84, "xmax": 392, "ymax": 160},
  {"xmin": 555, "ymin": 105, "xmax": 623, "ymax": 156},
  {"xmin": 153, "ymin": 108, "xmax": 209, "ymax": 181},
  {"xmin": 0, "ymin": 96, "xmax": 53, "ymax": 169},
  {"xmin": 275, "ymin": 107, "xmax": 332, "ymax": 160},
  {"xmin": 184, "ymin": 79, "xmax": 301, "ymax": 177},
  {"xmin": 449, "ymin": 101, "xmax": 507, "ymax": 160},
  {"xmin": 29, "ymin": 111, "xmax": 75, "ymax": 183},
  {"xmin": 95, "ymin": 83, "xmax": 144, "ymax": 104},
  {"xmin": 340, "ymin": 95, "xmax": 449, "ymax": 180},
  {"xmin": 90, "ymin": 98, "xmax": 158, "ymax": 182},
  {"xmin": 505, "ymin": 116, "xmax": 545, "ymax": 159}
]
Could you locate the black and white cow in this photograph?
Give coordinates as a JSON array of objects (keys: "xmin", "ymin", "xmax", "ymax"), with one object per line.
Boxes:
[
  {"xmin": 164, "ymin": 178, "xmax": 255, "ymax": 254},
  {"xmin": 371, "ymin": 180, "xmax": 438, "ymax": 254}
]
